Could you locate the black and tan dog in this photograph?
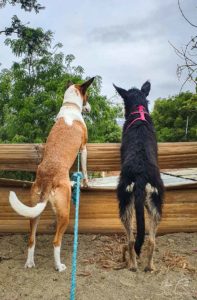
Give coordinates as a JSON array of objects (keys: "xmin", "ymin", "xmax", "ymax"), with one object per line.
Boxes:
[{"xmin": 114, "ymin": 81, "xmax": 164, "ymax": 272}]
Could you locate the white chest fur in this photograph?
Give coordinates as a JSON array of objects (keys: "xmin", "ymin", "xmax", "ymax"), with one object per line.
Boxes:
[
  {"xmin": 56, "ymin": 106, "xmax": 85, "ymax": 126},
  {"xmin": 56, "ymin": 85, "xmax": 86, "ymax": 126}
]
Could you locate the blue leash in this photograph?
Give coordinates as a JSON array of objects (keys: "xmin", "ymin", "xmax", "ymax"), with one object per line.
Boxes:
[{"xmin": 70, "ymin": 153, "xmax": 83, "ymax": 300}]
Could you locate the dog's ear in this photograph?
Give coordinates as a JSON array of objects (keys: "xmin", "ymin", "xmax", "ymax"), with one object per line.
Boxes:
[
  {"xmin": 65, "ymin": 80, "xmax": 74, "ymax": 90},
  {"xmin": 113, "ymin": 84, "xmax": 128, "ymax": 99},
  {"xmin": 141, "ymin": 81, "xmax": 151, "ymax": 97},
  {"xmin": 80, "ymin": 77, "xmax": 95, "ymax": 95}
]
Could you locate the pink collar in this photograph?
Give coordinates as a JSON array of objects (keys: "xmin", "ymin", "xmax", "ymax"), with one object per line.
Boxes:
[{"xmin": 126, "ymin": 105, "xmax": 149, "ymax": 131}]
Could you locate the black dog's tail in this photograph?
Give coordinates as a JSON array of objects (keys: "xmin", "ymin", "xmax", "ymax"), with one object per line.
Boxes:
[{"xmin": 134, "ymin": 181, "xmax": 145, "ymax": 256}]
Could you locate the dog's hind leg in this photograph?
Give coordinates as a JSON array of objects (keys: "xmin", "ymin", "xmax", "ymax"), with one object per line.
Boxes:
[
  {"xmin": 122, "ymin": 201, "xmax": 137, "ymax": 271},
  {"xmin": 144, "ymin": 212, "xmax": 159, "ymax": 272},
  {"xmin": 25, "ymin": 182, "xmax": 41, "ymax": 268},
  {"xmin": 25, "ymin": 216, "xmax": 40, "ymax": 268},
  {"xmin": 117, "ymin": 181, "xmax": 137, "ymax": 271},
  {"xmin": 52, "ymin": 180, "xmax": 71, "ymax": 272},
  {"xmin": 144, "ymin": 191, "xmax": 162, "ymax": 272}
]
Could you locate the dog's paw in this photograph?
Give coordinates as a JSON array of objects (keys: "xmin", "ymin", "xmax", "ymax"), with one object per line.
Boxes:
[
  {"xmin": 70, "ymin": 181, "xmax": 75, "ymax": 188},
  {"xmin": 129, "ymin": 267, "xmax": 137, "ymax": 272},
  {"xmin": 144, "ymin": 265, "xmax": 156, "ymax": 272},
  {"xmin": 25, "ymin": 260, "xmax": 35, "ymax": 268},
  {"xmin": 55, "ymin": 263, "xmax": 67, "ymax": 272},
  {"xmin": 82, "ymin": 178, "xmax": 89, "ymax": 188}
]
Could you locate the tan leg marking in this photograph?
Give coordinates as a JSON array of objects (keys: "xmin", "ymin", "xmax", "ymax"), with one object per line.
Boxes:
[
  {"xmin": 121, "ymin": 201, "xmax": 137, "ymax": 271},
  {"xmin": 144, "ymin": 216, "xmax": 157, "ymax": 272},
  {"xmin": 126, "ymin": 182, "xmax": 134, "ymax": 193},
  {"xmin": 144, "ymin": 204, "xmax": 160, "ymax": 272},
  {"xmin": 144, "ymin": 184, "xmax": 161, "ymax": 272},
  {"xmin": 145, "ymin": 183, "xmax": 158, "ymax": 194}
]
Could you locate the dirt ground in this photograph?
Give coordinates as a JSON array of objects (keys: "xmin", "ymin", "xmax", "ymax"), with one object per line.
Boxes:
[{"xmin": 0, "ymin": 232, "xmax": 197, "ymax": 300}]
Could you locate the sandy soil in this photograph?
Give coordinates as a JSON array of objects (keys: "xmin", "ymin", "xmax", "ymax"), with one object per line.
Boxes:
[{"xmin": 0, "ymin": 232, "xmax": 197, "ymax": 300}]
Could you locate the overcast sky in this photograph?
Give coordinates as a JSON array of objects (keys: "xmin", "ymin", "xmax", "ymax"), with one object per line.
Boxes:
[{"xmin": 0, "ymin": 0, "xmax": 196, "ymax": 109}]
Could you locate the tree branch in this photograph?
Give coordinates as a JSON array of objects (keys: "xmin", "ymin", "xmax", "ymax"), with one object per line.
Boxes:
[{"xmin": 178, "ymin": 0, "xmax": 197, "ymax": 28}]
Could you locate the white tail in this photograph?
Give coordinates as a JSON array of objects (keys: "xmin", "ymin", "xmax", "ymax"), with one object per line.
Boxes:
[{"xmin": 9, "ymin": 191, "xmax": 47, "ymax": 218}]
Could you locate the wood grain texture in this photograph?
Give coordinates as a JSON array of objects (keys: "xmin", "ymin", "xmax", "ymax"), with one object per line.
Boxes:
[
  {"xmin": 1, "ymin": 142, "xmax": 197, "ymax": 234},
  {"xmin": 1, "ymin": 182, "xmax": 197, "ymax": 234},
  {"xmin": 0, "ymin": 142, "xmax": 197, "ymax": 171}
]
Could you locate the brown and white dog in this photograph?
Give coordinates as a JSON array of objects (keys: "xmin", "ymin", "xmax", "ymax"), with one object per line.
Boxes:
[{"xmin": 9, "ymin": 77, "xmax": 95, "ymax": 272}]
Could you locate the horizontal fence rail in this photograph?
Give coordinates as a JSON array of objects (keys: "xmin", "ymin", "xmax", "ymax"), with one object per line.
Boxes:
[
  {"xmin": 0, "ymin": 142, "xmax": 197, "ymax": 234},
  {"xmin": 0, "ymin": 142, "xmax": 197, "ymax": 172},
  {"xmin": 0, "ymin": 181, "xmax": 197, "ymax": 234}
]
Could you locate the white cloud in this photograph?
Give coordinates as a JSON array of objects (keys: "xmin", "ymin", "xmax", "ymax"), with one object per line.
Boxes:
[{"xmin": 0, "ymin": 0, "xmax": 196, "ymax": 107}]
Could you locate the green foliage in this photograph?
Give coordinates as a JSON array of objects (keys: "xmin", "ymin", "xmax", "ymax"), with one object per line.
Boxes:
[
  {"xmin": 0, "ymin": 28, "xmax": 121, "ymax": 146},
  {"xmin": 0, "ymin": 28, "xmax": 121, "ymax": 180},
  {"xmin": 5, "ymin": 25, "xmax": 53, "ymax": 58},
  {"xmin": 152, "ymin": 92, "xmax": 197, "ymax": 142},
  {"xmin": 85, "ymin": 77, "xmax": 122, "ymax": 142},
  {"xmin": 0, "ymin": 0, "xmax": 44, "ymax": 12},
  {"xmin": 0, "ymin": 1, "xmax": 44, "ymax": 36}
]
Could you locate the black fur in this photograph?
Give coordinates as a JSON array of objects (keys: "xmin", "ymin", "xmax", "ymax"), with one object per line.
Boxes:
[{"xmin": 114, "ymin": 81, "xmax": 164, "ymax": 256}]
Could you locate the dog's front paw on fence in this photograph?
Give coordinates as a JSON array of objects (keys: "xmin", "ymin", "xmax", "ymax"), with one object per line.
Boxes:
[{"xmin": 82, "ymin": 178, "xmax": 89, "ymax": 188}]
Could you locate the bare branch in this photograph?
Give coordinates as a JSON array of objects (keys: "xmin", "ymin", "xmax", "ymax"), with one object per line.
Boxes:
[{"xmin": 178, "ymin": 0, "xmax": 197, "ymax": 28}]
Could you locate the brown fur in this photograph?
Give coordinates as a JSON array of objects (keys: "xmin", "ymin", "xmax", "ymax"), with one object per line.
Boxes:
[
  {"xmin": 23, "ymin": 78, "xmax": 95, "ymax": 271},
  {"xmin": 28, "ymin": 118, "xmax": 87, "ymax": 248},
  {"xmin": 121, "ymin": 201, "xmax": 137, "ymax": 271},
  {"xmin": 75, "ymin": 85, "xmax": 87, "ymax": 104}
]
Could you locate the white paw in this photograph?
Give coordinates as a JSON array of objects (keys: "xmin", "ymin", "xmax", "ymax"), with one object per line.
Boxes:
[
  {"xmin": 82, "ymin": 178, "xmax": 89, "ymax": 188},
  {"xmin": 55, "ymin": 263, "xmax": 67, "ymax": 272},
  {"xmin": 70, "ymin": 181, "xmax": 75, "ymax": 188},
  {"xmin": 126, "ymin": 183, "xmax": 134, "ymax": 192},
  {"xmin": 25, "ymin": 260, "xmax": 35, "ymax": 268}
]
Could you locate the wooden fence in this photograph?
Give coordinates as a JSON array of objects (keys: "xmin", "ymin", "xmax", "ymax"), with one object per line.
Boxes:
[
  {"xmin": 0, "ymin": 142, "xmax": 197, "ymax": 171},
  {"xmin": 0, "ymin": 143, "xmax": 197, "ymax": 234}
]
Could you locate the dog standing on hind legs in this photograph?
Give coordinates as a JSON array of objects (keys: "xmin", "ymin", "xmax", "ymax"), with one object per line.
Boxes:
[
  {"xmin": 9, "ymin": 77, "xmax": 95, "ymax": 272},
  {"xmin": 113, "ymin": 81, "xmax": 164, "ymax": 272}
]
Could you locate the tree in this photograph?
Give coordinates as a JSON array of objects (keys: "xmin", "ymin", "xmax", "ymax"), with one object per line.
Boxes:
[
  {"xmin": 170, "ymin": 0, "xmax": 197, "ymax": 90},
  {"xmin": 0, "ymin": 27, "xmax": 121, "ymax": 180},
  {"xmin": 152, "ymin": 92, "xmax": 197, "ymax": 142},
  {"xmin": 85, "ymin": 76, "xmax": 122, "ymax": 143},
  {"xmin": 0, "ymin": 0, "xmax": 43, "ymax": 12},
  {"xmin": 0, "ymin": 0, "xmax": 44, "ymax": 36},
  {"xmin": 0, "ymin": 29, "xmax": 121, "ymax": 144}
]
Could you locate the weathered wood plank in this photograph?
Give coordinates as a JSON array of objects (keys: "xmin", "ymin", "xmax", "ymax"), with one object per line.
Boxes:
[
  {"xmin": 0, "ymin": 142, "xmax": 197, "ymax": 171},
  {"xmin": 1, "ymin": 142, "xmax": 197, "ymax": 234},
  {"xmin": 1, "ymin": 182, "xmax": 197, "ymax": 234}
]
